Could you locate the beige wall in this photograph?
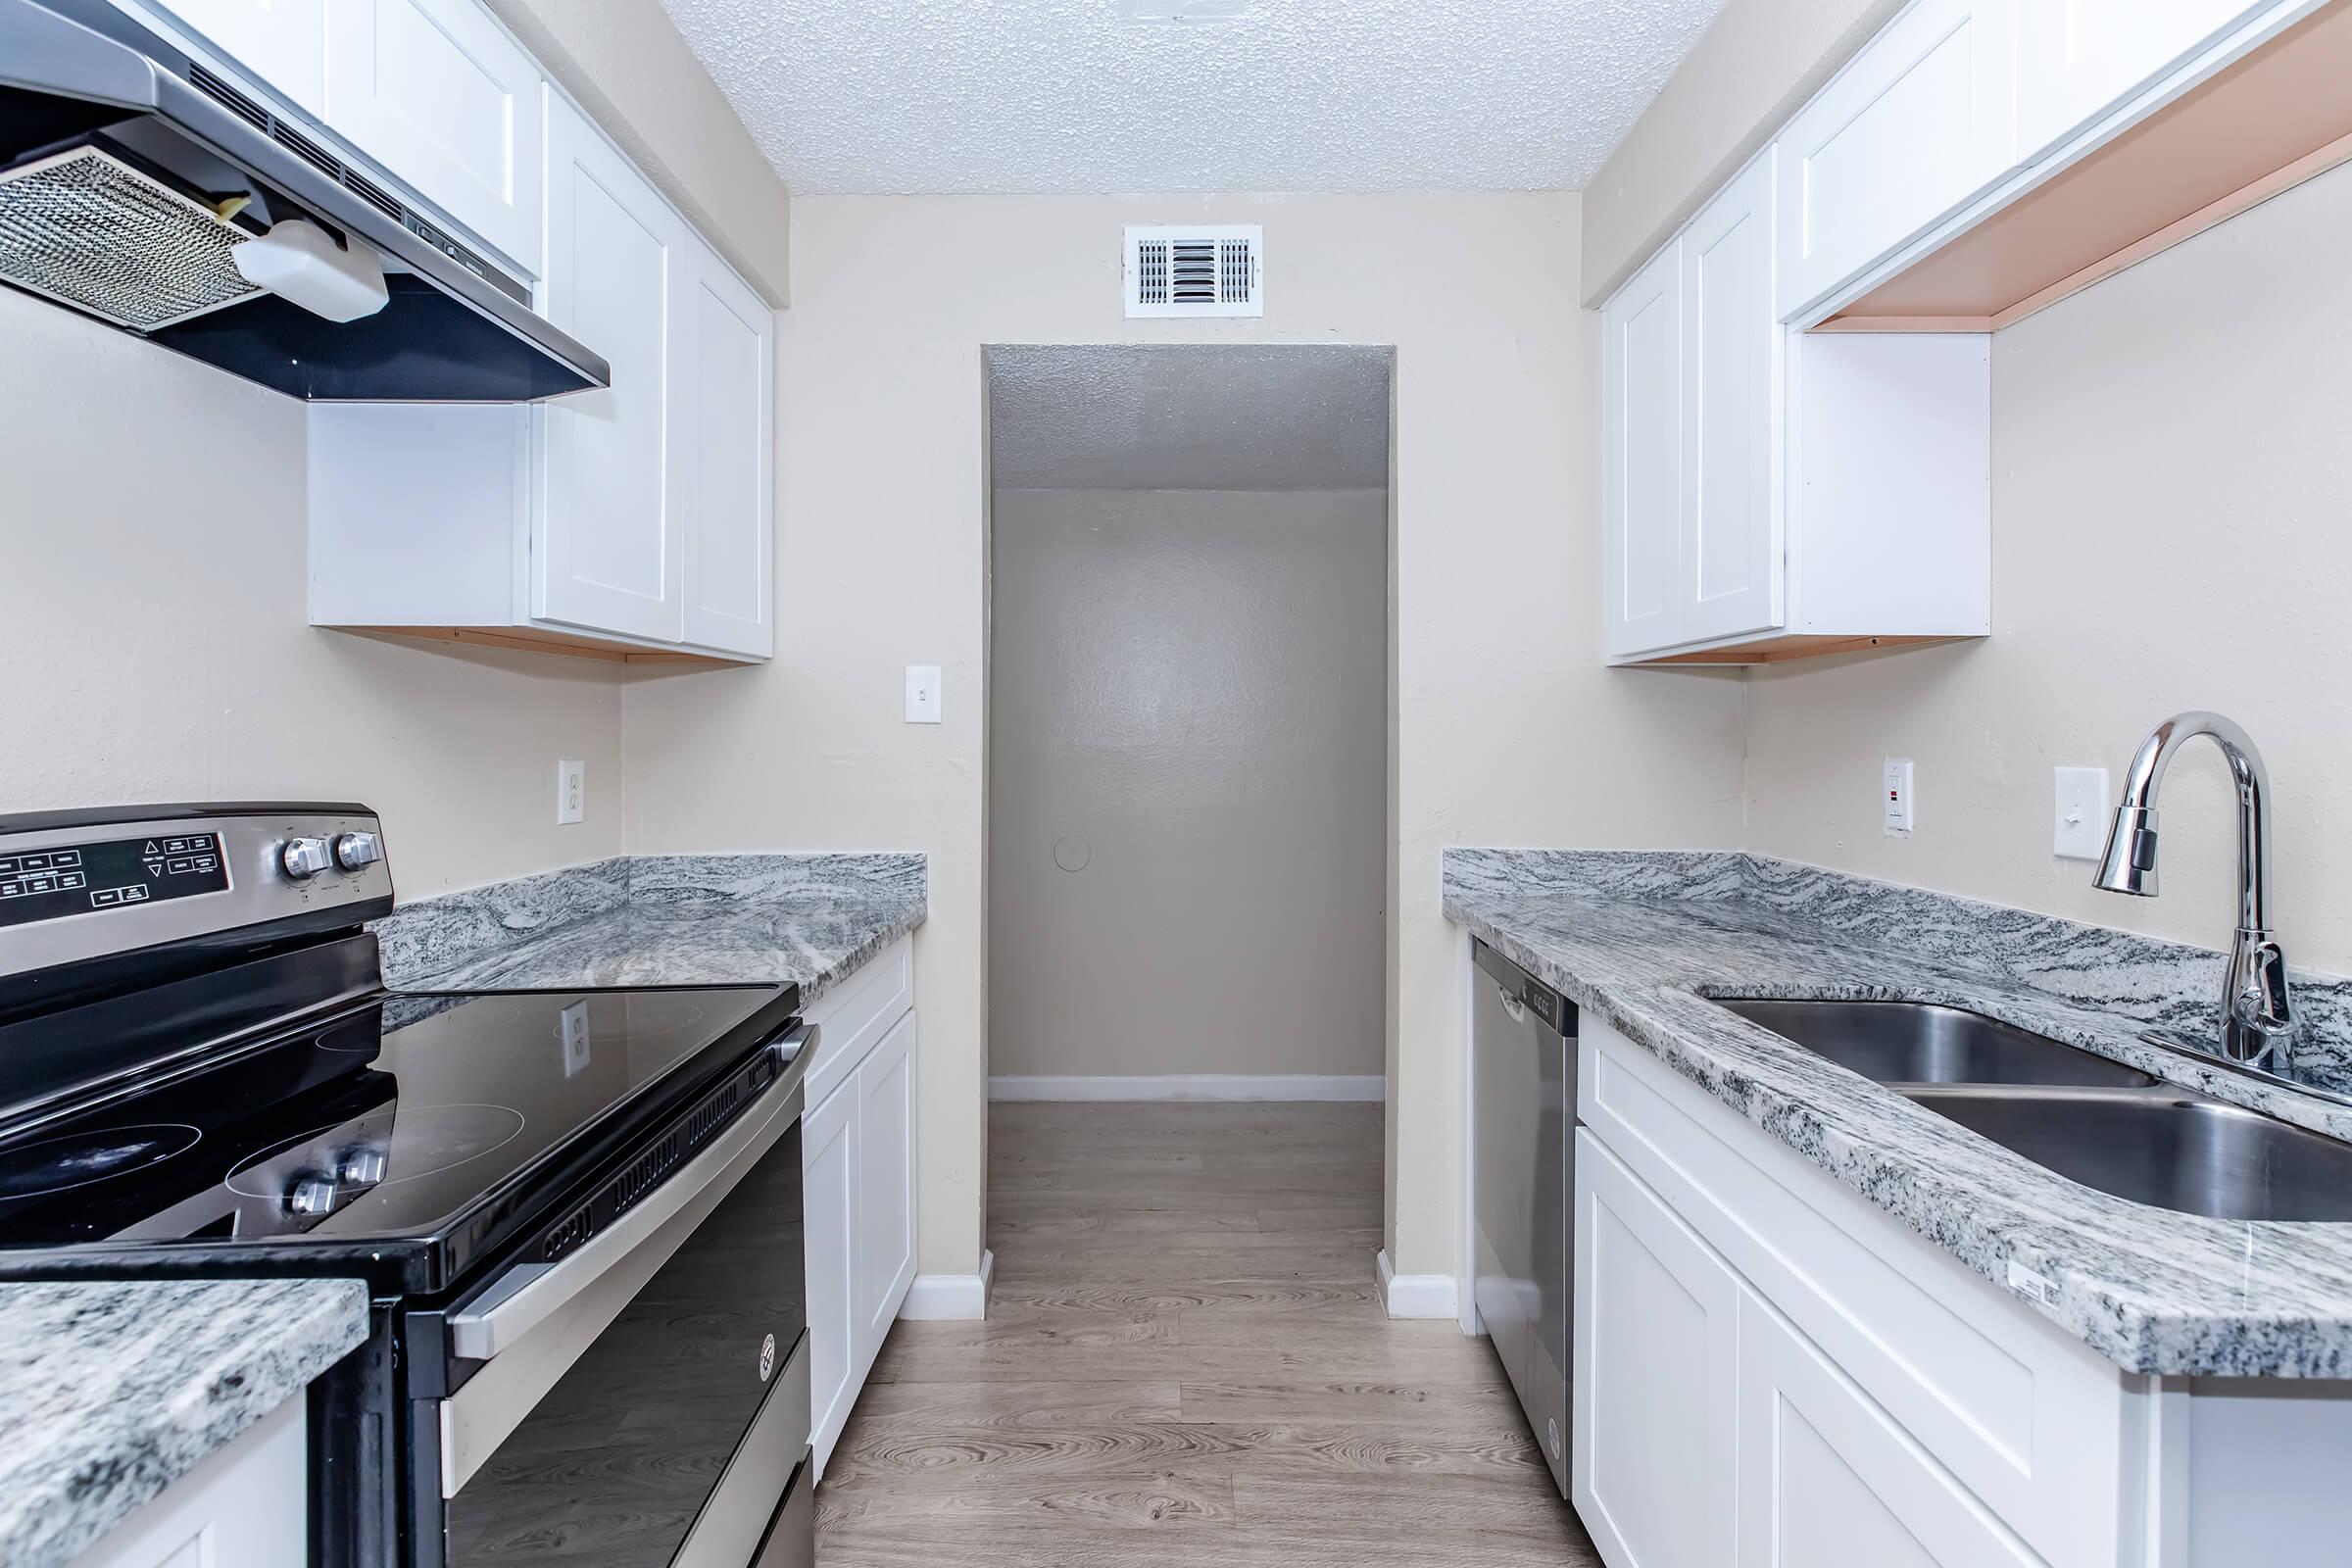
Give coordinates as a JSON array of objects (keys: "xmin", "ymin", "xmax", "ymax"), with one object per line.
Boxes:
[
  {"xmin": 1744, "ymin": 160, "xmax": 2352, "ymax": 974},
  {"xmin": 988, "ymin": 487, "xmax": 1388, "ymax": 1081},
  {"xmin": 1581, "ymin": 0, "xmax": 1903, "ymax": 304},
  {"xmin": 0, "ymin": 290, "xmax": 628, "ymax": 897},
  {"xmin": 617, "ymin": 191, "xmax": 1750, "ymax": 1283},
  {"xmin": 486, "ymin": 0, "xmax": 792, "ymax": 305}
]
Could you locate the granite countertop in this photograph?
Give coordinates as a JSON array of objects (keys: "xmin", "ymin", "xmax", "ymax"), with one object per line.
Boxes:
[
  {"xmin": 375, "ymin": 852, "xmax": 927, "ymax": 1001},
  {"xmin": 1444, "ymin": 849, "xmax": 2352, "ymax": 1379},
  {"xmin": 0, "ymin": 1278, "xmax": 369, "ymax": 1568}
]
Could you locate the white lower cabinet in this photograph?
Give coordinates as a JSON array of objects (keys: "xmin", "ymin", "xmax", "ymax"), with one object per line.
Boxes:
[
  {"xmin": 803, "ymin": 1058, "xmax": 858, "ymax": 1476},
  {"xmin": 1573, "ymin": 1009, "xmax": 2352, "ymax": 1568},
  {"xmin": 1736, "ymin": 1288, "xmax": 2039, "ymax": 1567},
  {"xmin": 1573, "ymin": 1129, "xmax": 1738, "ymax": 1568},
  {"xmin": 71, "ymin": 1397, "xmax": 305, "ymax": 1568},
  {"xmin": 802, "ymin": 939, "xmax": 920, "ymax": 1477}
]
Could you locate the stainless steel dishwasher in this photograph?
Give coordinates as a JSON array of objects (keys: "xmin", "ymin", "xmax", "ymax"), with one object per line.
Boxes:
[{"xmin": 1471, "ymin": 936, "xmax": 1575, "ymax": 1497}]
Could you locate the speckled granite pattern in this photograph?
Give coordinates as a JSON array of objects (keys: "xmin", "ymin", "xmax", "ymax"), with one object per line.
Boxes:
[
  {"xmin": 0, "ymin": 1278, "xmax": 368, "ymax": 1568},
  {"xmin": 1444, "ymin": 848, "xmax": 2352, "ymax": 1378},
  {"xmin": 375, "ymin": 853, "xmax": 926, "ymax": 1003},
  {"xmin": 1445, "ymin": 848, "xmax": 2352, "ymax": 1092},
  {"xmin": 371, "ymin": 856, "xmax": 629, "ymax": 985}
]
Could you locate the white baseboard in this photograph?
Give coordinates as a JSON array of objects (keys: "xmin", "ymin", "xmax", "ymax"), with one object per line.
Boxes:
[
  {"xmin": 900, "ymin": 1250, "xmax": 994, "ymax": 1320},
  {"xmin": 1376, "ymin": 1249, "xmax": 1459, "ymax": 1320},
  {"xmin": 989, "ymin": 1073, "xmax": 1386, "ymax": 1102}
]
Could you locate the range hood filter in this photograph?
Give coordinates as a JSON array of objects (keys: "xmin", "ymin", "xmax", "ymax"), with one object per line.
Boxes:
[{"xmin": 0, "ymin": 143, "xmax": 259, "ymax": 329}]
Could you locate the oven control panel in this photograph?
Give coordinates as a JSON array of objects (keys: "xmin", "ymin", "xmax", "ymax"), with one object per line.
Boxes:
[
  {"xmin": 0, "ymin": 805, "xmax": 393, "ymax": 980},
  {"xmin": 0, "ymin": 830, "xmax": 227, "ymax": 929}
]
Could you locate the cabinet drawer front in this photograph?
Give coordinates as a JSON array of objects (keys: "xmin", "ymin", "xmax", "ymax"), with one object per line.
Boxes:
[
  {"xmin": 1574, "ymin": 1128, "xmax": 1739, "ymax": 1568},
  {"xmin": 1776, "ymin": 0, "xmax": 2020, "ymax": 321},
  {"xmin": 1580, "ymin": 1020, "xmax": 2132, "ymax": 1568},
  {"xmin": 1737, "ymin": 1288, "xmax": 2044, "ymax": 1567},
  {"xmin": 801, "ymin": 936, "xmax": 915, "ymax": 1113}
]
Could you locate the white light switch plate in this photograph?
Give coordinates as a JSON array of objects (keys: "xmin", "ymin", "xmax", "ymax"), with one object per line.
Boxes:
[
  {"xmin": 556, "ymin": 760, "xmax": 585, "ymax": 824},
  {"xmin": 1883, "ymin": 758, "xmax": 1915, "ymax": 836},
  {"xmin": 2054, "ymin": 766, "xmax": 2110, "ymax": 859},
  {"xmin": 905, "ymin": 665, "xmax": 942, "ymax": 724}
]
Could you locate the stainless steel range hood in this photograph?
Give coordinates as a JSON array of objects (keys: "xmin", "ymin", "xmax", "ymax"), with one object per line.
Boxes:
[{"xmin": 0, "ymin": 0, "xmax": 610, "ymax": 401}]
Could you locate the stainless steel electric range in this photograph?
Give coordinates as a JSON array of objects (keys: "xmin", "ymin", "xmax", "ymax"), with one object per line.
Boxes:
[{"xmin": 0, "ymin": 805, "xmax": 817, "ymax": 1568}]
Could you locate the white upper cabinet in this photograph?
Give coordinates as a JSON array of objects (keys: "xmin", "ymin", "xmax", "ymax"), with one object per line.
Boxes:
[
  {"xmin": 1678, "ymin": 152, "xmax": 1782, "ymax": 648},
  {"xmin": 309, "ymin": 78, "xmax": 776, "ymax": 668},
  {"xmin": 143, "ymin": 0, "xmax": 328, "ymax": 117},
  {"xmin": 1601, "ymin": 241, "xmax": 1684, "ymax": 660},
  {"xmin": 323, "ymin": 0, "xmax": 545, "ymax": 275},
  {"xmin": 536, "ymin": 88, "xmax": 688, "ymax": 644},
  {"xmin": 2015, "ymin": 0, "xmax": 2270, "ymax": 158},
  {"xmin": 1775, "ymin": 0, "xmax": 2020, "ymax": 321},
  {"xmin": 1604, "ymin": 153, "xmax": 1784, "ymax": 662},
  {"xmin": 681, "ymin": 254, "xmax": 776, "ymax": 659}
]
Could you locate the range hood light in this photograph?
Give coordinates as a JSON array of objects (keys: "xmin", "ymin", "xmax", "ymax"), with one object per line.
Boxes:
[{"xmin": 232, "ymin": 218, "xmax": 388, "ymax": 322}]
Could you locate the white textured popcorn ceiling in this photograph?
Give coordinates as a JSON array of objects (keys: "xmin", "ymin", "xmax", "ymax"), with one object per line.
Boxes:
[
  {"xmin": 655, "ymin": 0, "xmax": 1731, "ymax": 194},
  {"xmin": 986, "ymin": 344, "xmax": 1391, "ymax": 491}
]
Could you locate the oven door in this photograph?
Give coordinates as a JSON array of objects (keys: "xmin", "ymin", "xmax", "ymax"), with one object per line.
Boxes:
[{"xmin": 418, "ymin": 1042, "xmax": 810, "ymax": 1568}]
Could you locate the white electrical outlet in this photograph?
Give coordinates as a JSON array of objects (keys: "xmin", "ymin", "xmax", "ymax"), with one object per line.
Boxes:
[
  {"xmin": 556, "ymin": 759, "xmax": 585, "ymax": 824},
  {"xmin": 905, "ymin": 665, "xmax": 942, "ymax": 724},
  {"xmin": 560, "ymin": 1000, "xmax": 593, "ymax": 1076},
  {"xmin": 1884, "ymin": 758, "xmax": 1915, "ymax": 836},
  {"xmin": 2054, "ymin": 766, "xmax": 2110, "ymax": 859}
]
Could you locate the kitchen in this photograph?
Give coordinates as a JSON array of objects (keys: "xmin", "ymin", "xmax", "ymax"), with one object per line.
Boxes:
[{"xmin": 2, "ymin": 0, "xmax": 2350, "ymax": 1565}]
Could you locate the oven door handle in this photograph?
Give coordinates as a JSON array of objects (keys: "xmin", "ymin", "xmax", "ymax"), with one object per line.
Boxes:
[{"xmin": 446, "ymin": 1021, "xmax": 814, "ymax": 1362}]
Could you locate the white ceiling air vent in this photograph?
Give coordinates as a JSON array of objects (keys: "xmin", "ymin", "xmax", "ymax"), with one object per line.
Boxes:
[{"xmin": 1124, "ymin": 224, "xmax": 1262, "ymax": 318}]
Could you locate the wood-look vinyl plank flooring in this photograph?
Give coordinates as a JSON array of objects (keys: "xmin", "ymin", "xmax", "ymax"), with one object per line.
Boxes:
[{"xmin": 817, "ymin": 1102, "xmax": 1600, "ymax": 1566}]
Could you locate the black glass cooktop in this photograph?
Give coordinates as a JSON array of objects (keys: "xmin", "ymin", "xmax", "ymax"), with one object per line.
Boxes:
[{"xmin": 0, "ymin": 986, "xmax": 787, "ymax": 1290}]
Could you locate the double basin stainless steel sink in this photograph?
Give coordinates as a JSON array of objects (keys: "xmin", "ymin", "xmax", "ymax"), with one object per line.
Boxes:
[{"xmin": 1718, "ymin": 999, "xmax": 2352, "ymax": 1223}]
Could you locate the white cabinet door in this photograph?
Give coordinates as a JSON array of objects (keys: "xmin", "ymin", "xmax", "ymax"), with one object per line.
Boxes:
[
  {"xmin": 535, "ymin": 90, "xmax": 686, "ymax": 645},
  {"xmin": 1775, "ymin": 0, "xmax": 2020, "ymax": 321},
  {"xmin": 1679, "ymin": 150, "xmax": 1782, "ymax": 648},
  {"xmin": 804, "ymin": 1075, "xmax": 858, "ymax": 1478},
  {"xmin": 1735, "ymin": 1288, "xmax": 2040, "ymax": 1568},
  {"xmin": 2016, "ymin": 0, "xmax": 2268, "ymax": 159},
  {"xmin": 854, "ymin": 1012, "xmax": 917, "ymax": 1357},
  {"xmin": 1602, "ymin": 240, "xmax": 1686, "ymax": 660},
  {"xmin": 71, "ymin": 1398, "xmax": 305, "ymax": 1568},
  {"xmin": 322, "ymin": 0, "xmax": 544, "ymax": 273},
  {"xmin": 146, "ymin": 0, "xmax": 326, "ymax": 116},
  {"xmin": 1573, "ymin": 1128, "xmax": 1738, "ymax": 1568},
  {"xmin": 679, "ymin": 245, "xmax": 774, "ymax": 658}
]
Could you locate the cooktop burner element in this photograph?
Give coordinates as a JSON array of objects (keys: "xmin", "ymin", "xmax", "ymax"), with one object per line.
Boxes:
[
  {"xmin": 0, "ymin": 1123, "xmax": 200, "ymax": 1200},
  {"xmin": 224, "ymin": 1103, "xmax": 527, "ymax": 1200}
]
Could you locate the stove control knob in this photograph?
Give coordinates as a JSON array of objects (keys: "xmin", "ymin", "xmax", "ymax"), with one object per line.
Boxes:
[
  {"xmin": 332, "ymin": 831, "xmax": 382, "ymax": 873},
  {"xmin": 337, "ymin": 1148, "xmax": 388, "ymax": 1187},
  {"xmin": 280, "ymin": 837, "xmax": 332, "ymax": 881},
  {"xmin": 288, "ymin": 1175, "xmax": 340, "ymax": 1215}
]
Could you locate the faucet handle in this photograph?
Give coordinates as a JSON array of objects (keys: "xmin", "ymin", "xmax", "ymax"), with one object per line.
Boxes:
[{"xmin": 2232, "ymin": 938, "xmax": 2294, "ymax": 1036}]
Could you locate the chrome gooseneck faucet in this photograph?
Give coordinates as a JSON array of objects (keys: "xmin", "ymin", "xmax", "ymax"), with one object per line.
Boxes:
[{"xmin": 2093, "ymin": 711, "xmax": 2293, "ymax": 1067}]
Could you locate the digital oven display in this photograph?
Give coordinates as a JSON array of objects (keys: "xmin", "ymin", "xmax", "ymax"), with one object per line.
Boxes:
[{"xmin": 0, "ymin": 832, "xmax": 229, "ymax": 928}]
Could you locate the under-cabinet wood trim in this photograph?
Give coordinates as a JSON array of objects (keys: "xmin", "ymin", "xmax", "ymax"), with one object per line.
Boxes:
[
  {"xmin": 325, "ymin": 624, "xmax": 747, "ymax": 668},
  {"xmin": 1631, "ymin": 633, "xmax": 1976, "ymax": 667},
  {"xmin": 1821, "ymin": 0, "xmax": 2352, "ymax": 336}
]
